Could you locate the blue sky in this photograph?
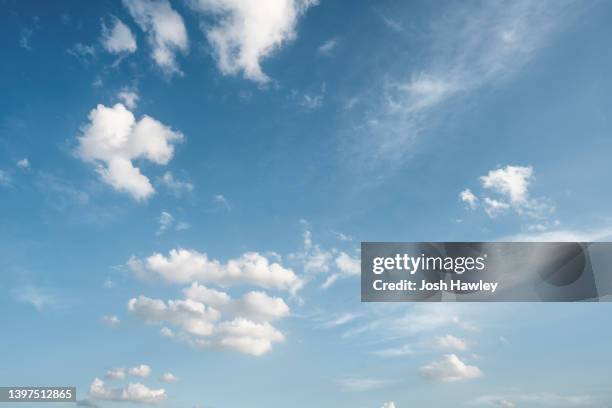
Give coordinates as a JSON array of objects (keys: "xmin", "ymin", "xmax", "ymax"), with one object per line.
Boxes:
[{"xmin": 1, "ymin": 0, "xmax": 612, "ymax": 407}]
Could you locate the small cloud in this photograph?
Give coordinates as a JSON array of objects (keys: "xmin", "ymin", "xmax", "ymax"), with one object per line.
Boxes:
[
  {"xmin": 128, "ymin": 364, "xmax": 151, "ymax": 378},
  {"xmin": 159, "ymin": 372, "xmax": 179, "ymax": 383},
  {"xmin": 100, "ymin": 17, "xmax": 137, "ymax": 54},
  {"xmin": 419, "ymin": 354, "xmax": 482, "ymax": 382},
  {"xmin": 16, "ymin": 158, "xmax": 30, "ymax": 169},
  {"xmin": 102, "ymin": 315, "xmax": 121, "ymax": 328},
  {"xmin": 460, "ymin": 189, "xmax": 478, "ymax": 209},
  {"xmin": 0, "ymin": 170, "xmax": 11, "ymax": 186},
  {"xmin": 105, "ymin": 368, "xmax": 126, "ymax": 380},
  {"xmin": 157, "ymin": 211, "xmax": 174, "ymax": 235},
  {"xmin": 89, "ymin": 377, "xmax": 166, "ymax": 404},
  {"xmin": 118, "ymin": 88, "xmax": 139, "ymax": 109},
  {"xmin": 67, "ymin": 43, "xmax": 96, "ymax": 63},
  {"xmin": 103, "ymin": 278, "xmax": 114, "ymax": 289},
  {"xmin": 19, "ymin": 27, "xmax": 34, "ymax": 50},
  {"xmin": 322, "ymin": 313, "xmax": 358, "ymax": 328},
  {"xmin": 435, "ymin": 334, "xmax": 468, "ymax": 351},
  {"xmin": 214, "ymin": 194, "xmax": 231, "ymax": 211},
  {"xmin": 318, "ymin": 38, "xmax": 338, "ymax": 56},
  {"xmin": 371, "ymin": 344, "xmax": 413, "ymax": 358},
  {"xmin": 160, "ymin": 172, "xmax": 193, "ymax": 196}
]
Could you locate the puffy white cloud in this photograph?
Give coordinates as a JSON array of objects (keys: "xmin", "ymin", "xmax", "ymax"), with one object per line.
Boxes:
[
  {"xmin": 435, "ymin": 334, "xmax": 468, "ymax": 351},
  {"xmin": 105, "ymin": 368, "xmax": 126, "ymax": 380},
  {"xmin": 129, "ymin": 364, "xmax": 151, "ymax": 378},
  {"xmin": 460, "ymin": 188, "xmax": 478, "ymax": 209},
  {"xmin": 75, "ymin": 103, "xmax": 183, "ymax": 201},
  {"xmin": 100, "ymin": 17, "xmax": 137, "ymax": 54},
  {"xmin": 160, "ymin": 171, "xmax": 194, "ymax": 196},
  {"xmin": 159, "ymin": 372, "xmax": 179, "ymax": 383},
  {"xmin": 128, "ymin": 248, "xmax": 303, "ymax": 293},
  {"xmin": 128, "ymin": 295, "xmax": 220, "ymax": 337},
  {"xmin": 483, "ymin": 197, "xmax": 510, "ymax": 218},
  {"xmin": 102, "ymin": 315, "xmax": 121, "ymax": 328},
  {"xmin": 419, "ymin": 354, "xmax": 482, "ymax": 382},
  {"xmin": 118, "ymin": 89, "xmax": 139, "ymax": 109},
  {"xmin": 184, "ymin": 283, "xmax": 290, "ymax": 322},
  {"xmin": 480, "ymin": 165, "xmax": 533, "ymax": 204},
  {"xmin": 123, "ymin": 0, "xmax": 189, "ymax": 75},
  {"xmin": 89, "ymin": 378, "xmax": 166, "ymax": 404},
  {"xmin": 189, "ymin": 0, "xmax": 318, "ymax": 83},
  {"xmin": 380, "ymin": 403, "xmax": 396, "ymax": 408},
  {"xmin": 16, "ymin": 158, "xmax": 30, "ymax": 169}
]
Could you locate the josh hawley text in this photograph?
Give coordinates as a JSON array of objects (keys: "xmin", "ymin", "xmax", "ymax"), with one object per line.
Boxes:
[{"xmin": 372, "ymin": 279, "xmax": 499, "ymax": 293}]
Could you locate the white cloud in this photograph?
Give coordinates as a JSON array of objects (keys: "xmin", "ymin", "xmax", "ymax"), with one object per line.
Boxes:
[
  {"xmin": 128, "ymin": 248, "xmax": 303, "ymax": 294},
  {"xmin": 189, "ymin": 0, "xmax": 318, "ymax": 83},
  {"xmin": 299, "ymin": 93, "xmax": 324, "ymax": 110},
  {"xmin": 89, "ymin": 378, "xmax": 166, "ymax": 404},
  {"xmin": 129, "ymin": 282, "xmax": 290, "ymax": 356},
  {"xmin": 318, "ymin": 37, "xmax": 337, "ymax": 55},
  {"xmin": 380, "ymin": 403, "xmax": 397, "ymax": 408},
  {"xmin": 460, "ymin": 188, "xmax": 478, "ymax": 209},
  {"xmin": 214, "ymin": 194, "xmax": 231, "ymax": 210},
  {"xmin": 118, "ymin": 89, "xmax": 139, "ymax": 109},
  {"xmin": 471, "ymin": 392, "xmax": 597, "ymax": 407},
  {"xmin": 101, "ymin": 17, "xmax": 137, "ymax": 54},
  {"xmin": 159, "ymin": 372, "xmax": 179, "ymax": 383},
  {"xmin": 123, "ymin": 0, "xmax": 188, "ymax": 75},
  {"xmin": 67, "ymin": 43, "xmax": 96, "ymax": 62},
  {"xmin": 75, "ymin": 103, "xmax": 183, "ymax": 201},
  {"xmin": 128, "ymin": 364, "xmax": 151, "ymax": 378},
  {"xmin": 105, "ymin": 368, "xmax": 126, "ymax": 380},
  {"xmin": 322, "ymin": 251, "xmax": 360, "ymax": 289},
  {"xmin": 322, "ymin": 313, "xmax": 358, "ymax": 328},
  {"xmin": 483, "ymin": 197, "xmax": 510, "ymax": 218},
  {"xmin": 184, "ymin": 283, "xmax": 290, "ymax": 322},
  {"xmin": 419, "ymin": 354, "xmax": 482, "ymax": 382},
  {"xmin": 102, "ymin": 315, "xmax": 121, "ymax": 328},
  {"xmin": 160, "ymin": 171, "xmax": 194, "ymax": 196},
  {"xmin": 16, "ymin": 158, "xmax": 30, "ymax": 169},
  {"xmin": 338, "ymin": 378, "xmax": 394, "ymax": 392},
  {"xmin": 480, "ymin": 165, "xmax": 533, "ymax": 204},
  {"xmin": 435, "ymin": 334, "xmax": 468, "ymax": 351}
]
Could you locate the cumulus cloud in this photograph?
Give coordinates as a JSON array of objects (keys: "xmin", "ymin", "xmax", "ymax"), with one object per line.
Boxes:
[
  {"xmin": 128, "ymin": 248, "xmax": 303, "ymax": 293},
  {"xmin": 160, "ymin": 372, "xmax": 179, "ymax": 383},
  {"xmin": 189, "ymin": 0, "xmax": 318, "ymax": 83},
  {"xmin": 105, "ymin": 368, "xmax": 126, "ymax": 380},
  {"xmin": 419, "ymin": 354, "xmax": 482, "ymax": 382},
  {"xmin": 75, "ymin": 103, "xmax": 183, "ymax": 201},
  {"xmin": 89, "ymin": 378, "xmax": 166, "ymax": 404},
  {"xmin": 123, "ymin": 0, "xmax": 188, "ymax": 75},
  {"xmin": 100, "ymin": 17, "xmax": 137, "ymax": 54},
  {"xmin": 128, "ymin": 289, "xmax": 288, "ymax": 356},
  {"xmin": 184, "ymin": 283, "xmax": 290, "ymax": 321},
  {"xmin": 435, "ymin": 334, "xmax": 467, "ymax": 351},
  {"xmin": 460, "ymin": 165, "xmax": 552, "ymax": 219},
  {"xmin": 460, "ymin": 188, "xmax": 478, "ymax": 209},
  {"xmin": 380, "ymin": 403, "xmax": 397, "ymax": 408},
  {"xmin": 321, "ymin": 251, "xmax": 360, "ymax": 289},
  {"xmin": 129, "ymin": 364, "xmax": 151, "ymax": 378}
]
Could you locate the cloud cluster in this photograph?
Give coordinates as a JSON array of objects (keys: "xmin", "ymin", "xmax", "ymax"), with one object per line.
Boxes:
[
  {"xmin": 75, "ymin": 103, "xmax": 183, "ymax": 201},
  {"xmin": 189, "ymin": 0, "xmax": 318, "ymax": 83},
  {"xmin": 123, "ymin": 0, "xmax": 189, "ymax": 75},
  {"xmin": 100, "ymin": 17, "xmax": 137, "ymax": 54},
  {"xmin": 128, "ymin": 282, "xmax": 290, "ymax": 356},
  {"xmin": 128, "ymin": 248, "xmax": 303, "ymax": 293},
  {"xmin": 419, "ymin": 354, "xmax": 482, "ymax": 382},
  {"xmin": 90, "ymin": 378, "xmax": 166, "ymax": 404},
  {"xmin": 460, "ymin": 165, "xmax": 552, "ymax": 218}
]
